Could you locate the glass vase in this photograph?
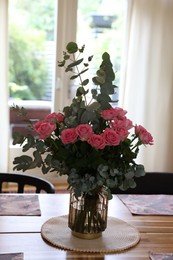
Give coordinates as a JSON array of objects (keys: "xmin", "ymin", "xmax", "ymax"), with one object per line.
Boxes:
[{"xmin": 68, "ymin": 188, "xmax": 108, "ymax": 239}]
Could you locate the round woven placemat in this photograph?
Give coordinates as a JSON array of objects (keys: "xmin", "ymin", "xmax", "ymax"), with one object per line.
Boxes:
[{"xmin": 41, "ymin": 215, "xmax": 140, "ymax": 253}]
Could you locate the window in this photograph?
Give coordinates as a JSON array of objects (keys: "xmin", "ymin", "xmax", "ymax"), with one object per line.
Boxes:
[
  {"xmin": 76, "ymin": 0, "xmax": 127, "ymax": 104},
  {"xmin": 8, "ymin": 0, "xmax": 57, "ymax": 139},
  {"xmin": 9, "ymin": 0, "xmax": 126, "ymax": 138},
  {"xmin": 8, "ymin": 0, "xmax": 127, "ymax": 181},
  {"xmin": 9, "ymin": 0, "xmax": 56, "ymax": 102},
  {"xmin": 9, "ymin": 0, "xmax": 78, "ymax": 140}
]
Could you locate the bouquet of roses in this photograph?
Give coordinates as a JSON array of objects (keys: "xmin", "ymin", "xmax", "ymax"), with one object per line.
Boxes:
[{"xmin": 12, "ymin": 42, "xmax": 153, "ymax": 199}]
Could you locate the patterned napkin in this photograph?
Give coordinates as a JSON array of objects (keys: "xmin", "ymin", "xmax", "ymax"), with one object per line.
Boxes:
[
  {"xmin": 118, "ymin": 194, "xmax": 173, "ymax": 215},
  {"xmin": 149, "ymin": 252, "xmax": 173, "ymax": 260},
  {"xmin": 0, "ymin": 253, "xmax": 24, "ymax": 260},
  {"xmin": 0, "ymin": 194, "xmax": 41, "ymax": 216}
]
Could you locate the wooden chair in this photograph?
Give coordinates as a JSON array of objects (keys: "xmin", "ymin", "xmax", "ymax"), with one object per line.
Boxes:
[
  {"xmin": 0, "ymin": 172, "xmax": 55, "ymax": 193},
  {"xmin": 110, "ymin": 172, "xmax": 173, "ymax": 194}
]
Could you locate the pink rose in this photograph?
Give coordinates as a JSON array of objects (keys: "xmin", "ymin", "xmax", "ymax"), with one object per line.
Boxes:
[
  {"xmin": 46, "ymin": 112, "xmax": 64, "ymax": 123},
  {"xmin": 75, "ymin": 124, "xmax": 93, "ymax": 141},
  {"xmin": 117, "ymin": 127, "xmax": 129, "ymax": 141},
  {"xmin": 56, "ymin": 113, "xmax": 65, "ymax": 122},
  {"xmin": 34, "ymin": 120, "xmax": 56, "ymax": 140},
  {"xmin": 87, "ymin": 134, "xmax": 106, "ymax": 149},
  {"xmin": 121, "ymin": 117, "xmax": 133, "ymax": 130},
  {"xmin": 60, "ymin": 128, "xmax": 78, "ymax": 144},
  {"xmin": 111, "ymin": 119, "xmax": 129, "ymax": 130},
  {"xmin": 102, "ymin": 128, "xmax": 121, "ymax": 146},
  {"xmin": 135, "ymin": 125, "xmax": 154, "ymax": 145},
  {"xmin": 101, "ymin": 107, "xmax": 127, "ymax": 120},
  {"xmin": 46, "ymin": 112, "xmax": 58, "ymax": 123},
  {"xmin": 113, "ymin": 107, "xmax": 127, "ymax": 118},
  {"xmin": 111, "ymin": 119, "xmax": 131, "ymax": 141},
  {"xmin": 101, "ymin": 108, "xmax": 117, "ymax": 120}
]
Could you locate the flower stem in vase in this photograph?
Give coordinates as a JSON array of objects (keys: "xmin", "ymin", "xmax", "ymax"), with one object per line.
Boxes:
[{"xmin": 68, "ymin": 189, "xmax": 108, "ymax": 239}]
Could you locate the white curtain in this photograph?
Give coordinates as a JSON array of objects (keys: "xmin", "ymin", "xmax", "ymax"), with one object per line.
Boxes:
[
  {"xmin": 0, "ymin": 0, "xmax": 9, "ymax": 172},
  {"xmin": 120, "ymin": 0, "xmax": 173, "ymax": 172}
]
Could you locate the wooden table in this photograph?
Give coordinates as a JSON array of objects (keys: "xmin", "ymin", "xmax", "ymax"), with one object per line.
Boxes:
[{"xmin": 0, "ymin": 194, "xmax": 173, "ymax": 259}]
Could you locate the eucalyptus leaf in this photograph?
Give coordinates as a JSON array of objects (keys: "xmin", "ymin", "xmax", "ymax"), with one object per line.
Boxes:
[
  {"xmin": 66, "ymin": 42, "xmax": 78, "ymax": 53},
  {"xmin": 97, "ymin": 93, "xmax": 111, "ymax": 102},
  {"xmin": 135, "ymin": 165, "xmax": 145, "ymax": 177},
  {"xmin": 22, "ymin": 135, "xmax": 35, "ymax": 152},
  {"xmin": 70, "ymin": 74, "xmax": 79, "ymax": 80},
  {"xmin": 42, "ymin": 164, "xmax": 50, "ymax": 174},
  {"xmin": 12, "ymin": 132, "xmax": 25, "ymax": 145},
  {"xmin": 80, "ymin": 110, "xmax": 97, "ymax": 123},
  {"xmin": 106, "ymin": 179, "xmax": 116, "ymax": 188},
  {"xmin": 58, "ymin": 60, "xmax": 65, "ymax": 67},
  {"xmin": 79, "ymin": 68, "xmax": 89, "ymax": 76},
  {"xmin": 67, "ymin": 58, "xmax": 83, "ymax": 69},
  {"xmin": 125, "ymin": 171, "xmax": 135, "ymax": 179},
  {"xmin": 87, "ymin": 102, "xmax": 100, "ymax": 111},
  {"xmin": 92, "ymin": 76, "xmax": 105, "ymax": 85},
  {"xmin": 91, "ymin": 89, "xmax": 97, "ymax": 95},
  {"xmin": 81, "ymin": 79, "xmax": 89, "ymax": 86}
]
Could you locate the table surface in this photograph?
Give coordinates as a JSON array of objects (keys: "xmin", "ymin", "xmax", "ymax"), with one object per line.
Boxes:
[{"xmin": 0, "ymin": 194, "xmax": 173, "ymax": 259}]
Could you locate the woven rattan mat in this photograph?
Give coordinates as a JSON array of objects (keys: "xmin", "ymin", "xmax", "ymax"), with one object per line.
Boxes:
[{"xmin": 41, "ymin": 215, "xmax": 140, "ymax": 253}]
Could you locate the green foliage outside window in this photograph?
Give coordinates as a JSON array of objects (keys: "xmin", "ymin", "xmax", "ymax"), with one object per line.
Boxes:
[
  {"xmin": 9, "ymin": 0, "xmax": 54, "ymax": 100},
  {"xmin": 9, "ymin": 24, "xmax": 48, "ymax": 100}
]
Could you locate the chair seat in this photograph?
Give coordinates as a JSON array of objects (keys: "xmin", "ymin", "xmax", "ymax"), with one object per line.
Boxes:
[
  {"xmin": 0, "ymin": 173, "xmax": 55, "ymax": 193},
  {"xmin": 110, "ymin": 172, "xmax": 173, "ymax": 195}
]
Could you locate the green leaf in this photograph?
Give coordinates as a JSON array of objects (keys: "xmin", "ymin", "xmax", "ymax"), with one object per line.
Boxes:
[
  {"xmin": 70, "ymin": 74, "xmax": 79, "ymax": 80},
  {"xmin": 11, "ymin": 105, "xmax": 28, "ymax": 117},
  {"xmin": 91, "ymin": 89, "xmax": 97, "ymax": 95},
  {"xmin": 81, "ymin": 79, "xmax": 89, "ymax": 86},
  {"xmin": 102, "ymin": 52, "xmax": 110, "ymax": 60},
  {"xmin": 96, "ymin": 100, "xmax": 111, "ymax": 110},
  {"xmin": 58, "ymin": 60, "xmax": 65, "ymax": 67},
  {"xmin": 97, "ymin": 93, "xmax": 111, "ymax": 102},
  {"xmin": 65, "ymin": 67, "xmax": 73, "ymax": 72},
  {"xmin": 63, "ymin": 106, "xmax": 72, "ymax": 117},
  {"xmin": 78, "ymin": 44, "xmax": 85, "ymax": 53},
  {"xmin": 12, "ymin": 132, "xmax": 25, "ymax": 145},
  {"xmin": 64, "ymin": 54, "xmax": 70, "ymax": 60},
  {"xmin": 99, "ymin": 170, "xmax": 108, "ymax": 178},
  {"xmin": 87, "ymin": 102, "xmax": 100, "ymax": 111},
  {"xmin": 128, "ymin": 179, "xmax": 137, "ymax": 188},
  {"xmin": 135, "ymin": 165, "xmax": 145, "ymax": 177},
  {"xmin": 66, "ymin": 42, "xmax": 78, "ymax": 53},
  {"xmin": 125, "ymin": 171, "xmax": 135, "ymax": 179},
  {"xmin": 76, "ymin": 86, "xmax": 86, "ymax": 96},
  {"xmin": 92, "ymin": 76, "xmax": 105, "ymax": 85},
  {"xmin": 42, "ymin": 164, "xmax": 50, "ymax": 174},
  {"xmin": 64, "ymin": 115, "xmax": 78, "ymax": 127},
  {"xmin": 80, "ymin": 110, "xmax": 97, "ymax": 124},
  {"xmin": 88, "ymin": 55, "xmax": 93, "ymax": 62},
  {"xmin": 96, "ymin": 69, "xmax": 105, "ymax": 78},
  {"xmin": 79, "ymin": 68, "xmax": 88, "ymax": 75},
  {"xmin": 22, "ymin": 135, "xmax": 35, "ymax": 152},
  {"xmin": 110, "ymin": 169, "xmax": 119, "ymax": 176},
  {"xmin": 13, "ymin": 155, "xmax": 33, "ymax": 171},
  {"xmin": 106, "ymin": 179, "xmax": 116, "ymax": 188},
  {"xmin": 79, "ymin": 101, "xmax": 86, "ymax": 109},
  {"xmin": 33, "ymin": 150, "xmax": 43, "ymax": 167},
  {"xmin": 101, "ymin": 83, "xmax": 115, "ymax": 95},
  {"xmin": 67, "ymin": 58, "xmax": 83, "ymax": 69}
]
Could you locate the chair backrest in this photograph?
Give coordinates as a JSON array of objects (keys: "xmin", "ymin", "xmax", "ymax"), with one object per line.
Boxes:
[
  {"xmin": 110, "ymin": 172, "xmax": 173, "ymax": 194},
  {"xmin": 0, "ymin": 173, "xmax": 55, "ymax": 193}
]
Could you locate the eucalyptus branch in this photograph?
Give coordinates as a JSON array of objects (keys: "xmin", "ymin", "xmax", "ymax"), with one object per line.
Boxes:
[{"xmin": 71, "ymin": 54, "xmax": 88, "ymax": 106}]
